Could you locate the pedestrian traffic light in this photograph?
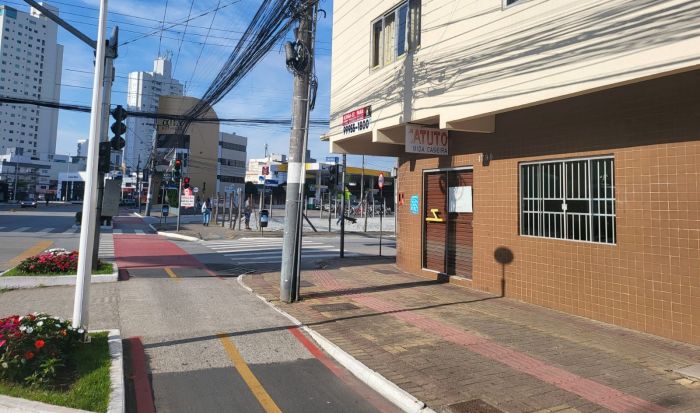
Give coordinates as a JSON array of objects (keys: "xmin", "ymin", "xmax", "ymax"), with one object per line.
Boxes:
[
  {"xmin": 98, "ymin": 141, "xmax": 111, "ymax": 174},
  {"xmin": 329, "ymin": 166, "xmax": 336, "ymax": 184},
  {"xmin": 110, "ymin": 105, "xmax": 127, "ymax": 151},
  {"xmin": 183, "ymin": 177, "xmax": 190, "ymax": 189},
  {"xmin": 173, "ymin": 159, "xmax": 182, "ymax": 180}
]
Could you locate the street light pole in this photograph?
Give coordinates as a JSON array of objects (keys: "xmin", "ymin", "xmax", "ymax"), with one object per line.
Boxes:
[{"xmin": 72, "ymin": 0, "xmax": 109, "ymax": 330}]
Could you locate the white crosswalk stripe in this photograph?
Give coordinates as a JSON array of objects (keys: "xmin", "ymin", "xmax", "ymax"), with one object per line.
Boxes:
[
  {"xmin": 13, "ymin": 227, "xmax": 30, "ymax": 232},
  {"xmin": 98, "ymin": 234, "xmax": 115, "ymax": 259},
  {"xmin": 202, "ymin": 237, "xmax": 355, "ymax": 264},
  {"xmin": 37, "ymin": 228, "xmax": 55, "ymax": 233}
]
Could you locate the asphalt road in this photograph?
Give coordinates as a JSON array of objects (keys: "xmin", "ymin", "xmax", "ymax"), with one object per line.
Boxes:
[{"xmin": 0, "ymin": 213, "xmax": 399, "ymax": 413}]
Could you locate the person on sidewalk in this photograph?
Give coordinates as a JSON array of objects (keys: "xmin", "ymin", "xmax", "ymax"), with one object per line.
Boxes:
[
  {"xmin": 202, "ymin": 198, "xmax": 212, "ymax": 226},
  {"xmin": 243, "ymin": 202, "xmax": 252, "ymax": 230}
]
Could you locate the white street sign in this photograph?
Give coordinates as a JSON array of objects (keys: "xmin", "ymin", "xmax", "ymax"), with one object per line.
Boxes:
[
  {"xmin": 181, "ymin": 195, "xmax": 195, "ymax": 208},
  {"xmin": 193, "ymin": 187, "xmax": 199, "ymax": 193}
]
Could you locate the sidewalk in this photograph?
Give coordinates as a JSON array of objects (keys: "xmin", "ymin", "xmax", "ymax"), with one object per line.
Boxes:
[{"xmin": 244, "ymin": 258, "xmax": 700, "ymax": 413}]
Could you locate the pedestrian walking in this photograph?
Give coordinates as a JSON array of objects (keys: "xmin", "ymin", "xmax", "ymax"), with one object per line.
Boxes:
[{"xmin": 202, "ymin": 198, "xmax": 212, "ymax": 226}]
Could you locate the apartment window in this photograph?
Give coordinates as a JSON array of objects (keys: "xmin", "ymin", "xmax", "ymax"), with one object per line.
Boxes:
[
  {"xmin": 520, "ymin": 156, "xmax": 615, "ymax": 244},
  {"xmin": 503, "ymin": 0, "xmax": 524, "ymax": 7},
  {"xmin": 371, "ymin": 0, "xmax": 420, "ymax": 68}
]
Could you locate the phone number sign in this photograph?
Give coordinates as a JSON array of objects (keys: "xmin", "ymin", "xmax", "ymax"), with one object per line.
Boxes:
[{"xmin": 342, "ymin": 106, "xmax": 372, "ymax": 136}]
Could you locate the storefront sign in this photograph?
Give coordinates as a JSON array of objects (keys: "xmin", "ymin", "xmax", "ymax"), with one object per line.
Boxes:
[
  {"xmin": 405, "ymin": 126, "xmax": 448, "ymax": 155},
  {"xmin": 410, "ymin": 195, "xmax": 420, "ymax": 215},
  {"xmin": 425, "ymin": 208, "xmax": 444, "ymax": 222},
  {"xmin": 342, "ymin": 106, "xmax": 372, "ymax": 136}
]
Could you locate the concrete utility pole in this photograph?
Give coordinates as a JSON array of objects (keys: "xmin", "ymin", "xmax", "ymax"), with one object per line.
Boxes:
[
  {"xmin": 280, "ymin": 0, "xmax": 316, "ymax": 303},
  {"xmin": 72, "ymin": 0, "xmax": 109, "ymax": 330}
]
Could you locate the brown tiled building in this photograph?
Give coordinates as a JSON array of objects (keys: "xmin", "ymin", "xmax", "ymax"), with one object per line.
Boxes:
[{"xmin": 327, "ymin": 0, "xmax": 700, "ymax": 345}]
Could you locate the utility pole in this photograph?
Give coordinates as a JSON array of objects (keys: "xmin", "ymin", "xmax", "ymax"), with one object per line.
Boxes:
[
  {"xmin": 280, "ymin": 0, "xmax": 316, "ymax": 303},
  {"xmin": 340, "ymin": 153, "xmax": 346, "ymax": 258},
  {"xmin": 72, "ymin": 0, "xmax": 109, "ymax": 330},
  {"xmin": 176, "ymin": 153, "xmax": 182, "ymax": 232},
  {"xmin": 362, "ymin": 155, "xmax": 367, "ymax": 232}
]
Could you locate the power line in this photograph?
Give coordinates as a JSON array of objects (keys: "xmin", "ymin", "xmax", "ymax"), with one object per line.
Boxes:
[
  {"xmin": 0, "ymin": 95, "xmax": 330, "ymax": 127},
  {"xmin": 172, "ymin": 0, "xmax": 196, "ymax": 77},
  {"xmin": 187, "ymin": 0, "xmax": 222, "ymax": 94},
  {"xmin": 157, "ymin": 0, "xmax": 170, "ymax": 56}
]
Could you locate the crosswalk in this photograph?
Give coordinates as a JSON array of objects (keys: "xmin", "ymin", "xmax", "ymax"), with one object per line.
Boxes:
[
  {"xmin": 0, "ymin": 226, "xmax": 151, "ymax": 235},
  {"xmin": 98, "ymin": 234, "xmax": 114, "ymax": 259},
  {"xmin": 203, "ymin": 237, "xmax": 357, "ymax": 265}
]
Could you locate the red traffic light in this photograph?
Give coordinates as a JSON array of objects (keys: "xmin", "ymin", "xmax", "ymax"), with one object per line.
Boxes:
[
  {"xmin": 183, "ymin": 177, "xmax": 190, "ymax": 189},
  {"xmin": 175, "ymin": 160, "xmax": 182, "ymax": 167}
]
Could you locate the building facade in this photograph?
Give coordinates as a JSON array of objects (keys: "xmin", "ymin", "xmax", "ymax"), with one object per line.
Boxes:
[
  {"xmin": 0, "ymin": 3, "xmax": 63, "ymax": 158},
  {"xmin": 217, "ymin": 132, "xmax": 247, "ymax": 194},
  {"xmin": 328, "ymin": 0, "xmax": 700, "ymax": 345},
  {"xmin": 124, "ymin": 57, "xmax": 183, "ymax": 172}
]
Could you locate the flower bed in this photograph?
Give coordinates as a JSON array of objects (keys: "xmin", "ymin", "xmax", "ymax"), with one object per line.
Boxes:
[
  {"xmin": 2, "ymin": 249, "xmax": 113, "ymax": 277},
  {"xmin": 0, "ymin": 313, "xmax": 111, "ymax": 412}
]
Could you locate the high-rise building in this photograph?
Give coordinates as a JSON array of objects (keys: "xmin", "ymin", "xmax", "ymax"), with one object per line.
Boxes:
[
  {"xmin": 124, "ymin": 57, "xmax": 183, "ymax": 173},
  {"xmin": 0, "ymin": 3, "xmax": 63, "ymax": 159},
  {"xmin": 217, "ymin": 132, "xmax": 247, "ymax": 194}
]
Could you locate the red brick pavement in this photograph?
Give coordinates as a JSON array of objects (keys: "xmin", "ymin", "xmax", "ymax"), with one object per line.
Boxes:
[{"xmin": 245, "ymin": 258, "xmax": 700, "ymax": 413}]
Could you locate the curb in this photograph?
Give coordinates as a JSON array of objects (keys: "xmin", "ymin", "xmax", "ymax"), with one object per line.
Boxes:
[
  {"xmin": 0, "ymin": 263, "xmax": 119, "ymax": 289},
  {"xmin": 236, "ymin": 274, "xmax": 436, "ymax": 413},
  {"xmin": 147, "ymin": 223, "xmax": 201, "ymax": 242},
  {"xmin": 0, "ymin": 329, "xmax": 125, "ymax": 413},
  {"xmin": 106, "ymin": 329, "xmax": 125, "ymax": 413}
]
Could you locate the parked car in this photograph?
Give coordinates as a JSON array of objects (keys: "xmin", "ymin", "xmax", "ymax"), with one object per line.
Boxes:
[{"xmin": 20, "ymin": 198, "xmax": 37, "ymax": 208}]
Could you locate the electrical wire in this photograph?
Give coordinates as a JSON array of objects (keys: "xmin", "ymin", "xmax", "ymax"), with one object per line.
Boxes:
[{"xmin": 157, "ymin": 0, "xmax": 170, "ymax": 57}]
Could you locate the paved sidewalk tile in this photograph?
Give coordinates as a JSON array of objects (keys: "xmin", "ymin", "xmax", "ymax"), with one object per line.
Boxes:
[{"xmin": 246, "ymin": 258, "xmax": 700, "ymax": 413}]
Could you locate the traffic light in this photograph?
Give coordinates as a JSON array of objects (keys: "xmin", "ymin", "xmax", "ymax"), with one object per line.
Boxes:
[
  {"xmin": 183, "ymin": 177, "xmax": 190, "ymax": 189},
  {"xmin": 98, "ymin": 142, "xmax": 111, "ymax": 174},
  {"xmin": 329, "ymin": 166, "xmax": 336, "ymax": 184},
  {"xmin": 110, "ymin": 105, "xmax": 127, "ymax": 151},
  {"xmin": 173, "ymin": 159, "xmax": 182, "ymax": 180}
]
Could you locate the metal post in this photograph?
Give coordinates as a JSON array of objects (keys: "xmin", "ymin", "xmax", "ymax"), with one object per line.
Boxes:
[
  {"xmin": 380, "ymin": 188, "xmax": 384, "ymax": 257},
  {"xmin": 73, "ymin": 0, "xmax": 109, "ymax": 330},
  {"xmin": 229, "ymin": 192, "xmax": 234, "ymax": 228},
  {"xmin": 136, "ymin": 155, "xmax": 141, "ymax": 213},
  {"xmin": 237, "ymin": 188, "xmax": 243, "ymax": 230},
  {"xmin": 327, "ymin": 192, "xmax": 331, "ymax": 232},
  {"xmin": 269, "ymin": 190, "xmax": 273, "ymax": 218},
  {"xmin": 176, "ymin": 171, "xmax": 182, "ymax": 232},
  {"xmin": 360, "ymin": 155, "xmax": 365, "ymax": 229},
  {"xmin": 12, "ymin": 161, "xmax": 18, "ymax": 202},
  {"xmin": 281, "ymin": 0, "xmax": 315, "ymax": 303},
  {"xmin": 221, "ymin": 192, "xmax": 226, "ymax": 228},
  {"xmin": 340, "ymin": 154, "xmax": 346, "ymax": 258},
  {"xmin": 258, "ymin": 187, "xmax": 264, "ymax": 234}
]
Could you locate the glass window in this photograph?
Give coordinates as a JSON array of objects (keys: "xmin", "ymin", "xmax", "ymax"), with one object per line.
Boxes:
[
  {"xmin": 520, "ymin": 157, "xmax": 615, "ymax": 244},
  {"xmin": 371, "ymin": 1, "xmax": 420, "ymax": 69}
]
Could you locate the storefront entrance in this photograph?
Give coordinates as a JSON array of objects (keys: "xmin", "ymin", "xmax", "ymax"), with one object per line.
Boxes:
[{"xmin": 422, "ymin": 168, "xmax": 473, "ymax": 278}]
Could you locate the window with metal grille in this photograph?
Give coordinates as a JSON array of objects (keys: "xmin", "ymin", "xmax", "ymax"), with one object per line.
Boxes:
[{"xmin": 520, "ymin": 157, "xmax": 615, "ymax": 244}]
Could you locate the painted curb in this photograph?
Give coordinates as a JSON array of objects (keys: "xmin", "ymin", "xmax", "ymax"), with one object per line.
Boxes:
[
  {"xmin": 156, "ymin": 231, "xmax": 200, "ymax": 242},
  {"xmin": 0, "ymin": 263, "xmax": 119, "ymax": 289},
  {"xmin": 106, "ymin": 329, "xmax": 125, "ymax": 413},
  {"xmin": 236, "ymin": 274, "xmax": 436, "ymax": 413},
  {"xmin": 0, "ymin": 329, "xmax": 124, "ymax": 413}
]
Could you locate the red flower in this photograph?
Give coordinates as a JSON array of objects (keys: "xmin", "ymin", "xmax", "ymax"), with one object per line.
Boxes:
[
  {"xmin": 24, "ymin": 351, "xmax": 34, "ymax": 360},
  {"xmin": 34, "ymin": 339, "xmax": 45, "ymax": 349}
]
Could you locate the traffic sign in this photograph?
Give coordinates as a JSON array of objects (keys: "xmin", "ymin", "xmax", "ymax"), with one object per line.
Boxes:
[
  {"xmin": 193, "ymin": 187, "xmax": 199, "ymax": 193},
  {"xmin": 181, "ymin": 195, "xmax": 195, "ymax": 208},
  {"xmin": 378, "ymin": 173, "xmax": 384, "ymax": 189},
  {"xmin": 325, "ymin": 156, "xmax": 339, "ymax": 164}
]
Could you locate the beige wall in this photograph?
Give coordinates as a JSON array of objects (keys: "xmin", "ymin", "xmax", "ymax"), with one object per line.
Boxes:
[
  {"xmin": 395, "ymin": 70, "xmax": 700, "ymax": 345},
  {"xmin": 329, "ymin": 0, "xmax": 700, "ymax": 151},
  {"xmin": 157, "ymin": 96, "xmax": 219, "ymax": 200}
]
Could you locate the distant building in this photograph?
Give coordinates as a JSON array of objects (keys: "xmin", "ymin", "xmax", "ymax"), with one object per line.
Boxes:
[
  {"xmin": 76, "ymin": 139, "xmax": 88, "ymax": 157},
  {"xmin": 124, "ymin": 57, "xmax": 183, "ymax": 173},
  {"xmin": 217, "ymin": 132, "xmax": 247, "ymax": 195},
  {"xmin": 245, "ymin": 154, "xmax": 287, "ymax": 187},
  {"xmin": 154, "ymin": 95, "xmax": 218, "ymax": 202},
  {"xmin": 0, "ymin": 3, "xmax": 63, "ymax": 158},
  {"xmin": 0, "ymin": 147, "xmax": 84, "ymax": 200}
]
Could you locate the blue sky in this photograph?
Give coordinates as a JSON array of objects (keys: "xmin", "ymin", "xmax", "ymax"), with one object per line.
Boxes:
[{"xmin": 5, "ymin": 0, "xmax": 396, "ymax": 172}]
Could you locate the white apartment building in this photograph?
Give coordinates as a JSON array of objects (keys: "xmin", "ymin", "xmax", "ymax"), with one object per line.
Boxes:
[
  {"xmin": 0, "ymin": 3, "xmax": 63, "ymax": 158},
  {"xmin": 216, "ymin": 132, "xmax": 247, "ymax": 194},
  {"xmin": 124, "ymin": 57, "xmax": 183, "ymax": 172}
]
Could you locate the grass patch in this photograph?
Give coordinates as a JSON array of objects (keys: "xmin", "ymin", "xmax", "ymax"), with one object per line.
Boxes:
[
  {"xmin": 0, "ymin": 332, "xmax": 111, "ymax": 412},
  {"xmin": 2, "ymin": 262, "xmax": 113, "ymax": 277}
]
